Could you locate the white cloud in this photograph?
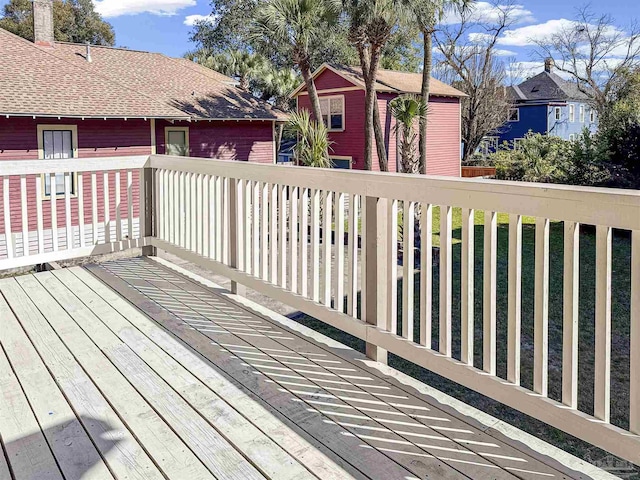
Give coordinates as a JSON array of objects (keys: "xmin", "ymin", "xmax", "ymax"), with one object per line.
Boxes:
[
  {"xmin": 184, "ymin": 13, "xmax": 218, "ymax": 26},
  {"xmin": 93, "ymin": 0, "xmax": 196, "ymax": 18},
  {"xmin": 497, "ymin": 19, "xmax": 577, "ymax": 46},
  {"xmin": 440, "ymin": 2, "xmax": 535, "ymax": 26},
  {"xmin": 494, "ymin": 48, "xmax": 517, "ymax": 56}
]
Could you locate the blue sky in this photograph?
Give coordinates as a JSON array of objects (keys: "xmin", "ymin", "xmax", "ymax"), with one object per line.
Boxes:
[{"xmin": 0, "ymin": 0, "xmax": 636, "ymax": 64}]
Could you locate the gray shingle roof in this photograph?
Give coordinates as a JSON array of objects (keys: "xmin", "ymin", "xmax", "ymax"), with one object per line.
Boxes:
[{"xmin": 512, "ymin": 71, "xmax": 590, "ymax": 102}]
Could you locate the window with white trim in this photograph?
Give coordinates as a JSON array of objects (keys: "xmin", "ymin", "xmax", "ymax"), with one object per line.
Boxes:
[
  {"xmin": 569, "ymin": 134, "xmax": 575, "ymax": 142},
  {"xmin": 508, "ymin": 108, "xmax": 519, "ymax": 122},
  {"xmin": 319, "ymin": 96, "xmax": 344, "ymax": 131},
  {"xmin": 590, "ymin": 108, "xmax": 596, "ymax": 123},
  {"xmin": 38, "ymin": 126, "xmax": 77, "ymax": 197},
  {"xmin": 579, "ymin": 104, "xmax": 585, "ymax": 123},
  {"xmin": 513, "ymin": 138, "xmax": 524, "ymax": 150},
  {"xmin": 554, "ymin": 107, "xmax": 562, "ymax": 121},
  {"xmin": 569, "ymin": 104, "xmax": 575, "ymax": 122}
]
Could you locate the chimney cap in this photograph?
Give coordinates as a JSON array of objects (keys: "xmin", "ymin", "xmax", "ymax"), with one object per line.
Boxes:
[{"xmin": 544, "ymin": 57, "xmax": 555, "ymax": 73}]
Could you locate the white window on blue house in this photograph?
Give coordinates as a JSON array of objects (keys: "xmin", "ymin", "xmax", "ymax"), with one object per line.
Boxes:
[
  {"xmin": 569, "ymin": 134, "xmax": 575, "ymax": 142},
  {"xmin": 508, "ymin": 108, "xmax": 519, "ymax": 122},
  {"xmin": 569, "ymin": 104, "xmax": 575, "ymax": 122},
  {"xmin": 590, "ymin": 108, "xmax": 596, "ymax": 123},
  {"xmin": 513, "ymin": 138, "xmax": 524, "ymax": 150},
  {"xmin": 579, "ymin": 104, "xmax": 585, "ymax": 123},
  {"xmin": 319, "ymin": 96, "xmax": 344, "ymax": 131},
  {"xmin": 554, "ymin": 107, "xmax": 561, "ymax": 121}
]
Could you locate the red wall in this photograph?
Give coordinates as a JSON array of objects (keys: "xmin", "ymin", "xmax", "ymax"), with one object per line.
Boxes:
[
  {"xmin": 295, "ymin": 68, "xmax": 461, "ymax": 177},
  {"xmin": 155, "ymin": 120, "xmax": 275, "ymax": 164}
]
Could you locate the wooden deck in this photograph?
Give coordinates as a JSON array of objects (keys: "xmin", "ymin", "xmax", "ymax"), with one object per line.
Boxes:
[{"xmin": 0, "ymin": 257, "xmax": 610, "ymax": 480}]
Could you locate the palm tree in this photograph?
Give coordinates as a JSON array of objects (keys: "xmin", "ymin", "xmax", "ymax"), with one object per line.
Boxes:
[
  {"xmin": 257, "ymin": 67, "xmax": 300, "ymax": 152},
  {"xmin": 286, "ymin": 110, "xmax": 334, "ymax": 168},
  {"xmin": 344, "ymin": 0, "xmax": 413, "ymax": 171},
  {"xmin": 253, "ymin": 0, "xmax": 341, "ymax": 124},
  {"xmin": 390, "ymin": 94, "xmax": 427, "ymax": 173},
  {"xmin": 412, "ymin": 0, "xmax": 471, "ymax": 174},
  {"xmin": 185, "ymin": 48, "xmax": 265, "ymax": 90}
]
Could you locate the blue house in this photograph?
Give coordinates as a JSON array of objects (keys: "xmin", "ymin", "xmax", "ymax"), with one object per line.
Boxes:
[{"xmin": 488, "ymin": 58, "xmax": 598, "ymax": 151}]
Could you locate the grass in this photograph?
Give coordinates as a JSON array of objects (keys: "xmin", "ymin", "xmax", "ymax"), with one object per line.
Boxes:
[{"xmin": 294, "ymin": 207, "xmax": 636, "ymax": 471}]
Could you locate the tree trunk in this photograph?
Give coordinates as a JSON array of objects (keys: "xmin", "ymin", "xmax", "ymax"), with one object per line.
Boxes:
[
  {"xmin": 419, "ymin": 29, "xmax": 433, "ymax": 175},
  {"xmin": 275, "ymin": 122, "xmax": 284, "ymax": 156},
  {"xmin": 300, "ymin": 65, "xmax": 323, "ymax": 125},
  {"xmin": 373, "ymin": 100, "xmax": 389, "ymax": 171}
]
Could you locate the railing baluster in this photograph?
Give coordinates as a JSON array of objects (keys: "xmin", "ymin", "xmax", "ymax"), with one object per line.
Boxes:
[
  {"xmin": 191, "ymin": 173, "xmax": 198, "ymax": 252},
  {"xmin": 403, "ymin": 201, "xmax": 415, "ymax": 341},
  {"xmin": 299, "ymin": 187, "xmax": 309, "ymax": 297},
  {"xmin": 223, "ymin": 178, "xmax": 230, "ymax": 265},
  {"xmin": 461, "ymin": 208, "xmax": 475, "ymax": 365},
  {"xmin": 78, "ymin": 173, "xmax": 85, "ymax": 247},
  {"xmin": 261, "ymin": 182, "xmax": 269, "ymax": 281},
  {"xmin": 115, "ymin": 171, "xmax": 122, "ymax": 243},
  {"xmin": 209, "ymin": 175, "xmax": 216, "ymax": 258},
  {"xmin": 50, "ymin": 173, "xmax": 58, "ymax": 251},
  {"xmin": 595, "ymin": 225, "xmax": 612, "ymax": 422},
  {"xmin": 270, "ymin": 183, "xmax": 278, "ymax": 282},
  {"xmin": 311, "ymin": 188, "xmax": 321, "ymax": 302},
  {"xmin": 252, "ymin": 181, "xmax": 260, "ymax": 275},
  {"xmin": 244, "ymin": 180, "xmax": 251, "ymax": 272},
  {"xmin": 346, "ymin": 193, "xmax": 358, "ymax": 317},
  {"xmin": 360, "ymin": 195, "xmax": 366, "ymax": 321},
  {"xmin": 65, "ymin": 172, "xmax": 73, "ymax": 249},
  {"xmin": 91, "ymin": 173, "xmax": 97, "ymax": 245},
  {"xmin": 631, "ymin": 230, "xmax": 640, "ymax": 434},
  {"xmin": 203, "ymin": 175, "xmax": 210, "ymax": 257},
  {"xmin": 335, "ymin": 192, "xmax": 345, "ymax": 312},
  {"xmin": 103, "ymin": 172, "xmax": 110, "ymax": 244},
  {"xmin": 562, "ymin": 220, "xmax": 579, "ymax": 406},
  {"xmin": 507, "ymin": 214, "xmax": 522, "ymax": 384},
  {"xmin": 20, "ymin": 175, "xmax": 28, "ymax": 257},
  {"xmin": 169, "ymin": 171, "xmax": 175, "ymax": 244},
  {"xmin": 534, "ymin": 217, "xmax": 550, "ymax": 396},
  {"xmin": 185, "ymin": 173, "xmax": 192, "ymax": 250},
  {"xmin": 439, "ymin": 205, "xmax": 452, "ymax": 355},
  {"xmin": 216, "ymin": 176, "xmax": 223, "ymax": 261},
  {"xmin": 388, "ymin": 199, "xmax": 398, "ymax": 333},
  {"xmin": 196, "ymin": 174, "xmax": 203, "ymax": 255},
  {"xmin": 483, "ymin": 210, "xmax": 497, "ymax": 375},
  {"xmin": 323, "ymin": 191, "xmax": 333, "ymax": 307},
  {"xmin": 420, "ymin": 203, "xmax": 432, "ymax": 348},
  {"xmin": 179, "ymin": 171, "xmax": 186, "ymax": 249},
  {"xmin": 290, "ymin": 186, "xmax": 299, "ymax": 293},
  {"xmin": 126, "ymin": 171, "xmax": 133, "ymax": 241},
  {"xmin": 36, "ymin": 176, "xmax": 44, "ymax": 254},
  {"xmin": 3, "ymin": 176, "xmax": 13, "ymax": 258},
  {"xmin": 279, "ymin": 185, "xmax": 287, "ymax": 287}
]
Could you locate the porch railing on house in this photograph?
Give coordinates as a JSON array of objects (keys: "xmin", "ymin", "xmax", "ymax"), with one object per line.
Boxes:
[{"xmin": 0, "ymin": 154, "xmax": 638, "ymax": 466}]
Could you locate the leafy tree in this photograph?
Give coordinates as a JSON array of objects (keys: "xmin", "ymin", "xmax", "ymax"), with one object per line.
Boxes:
[
  {"xmin": 390, "ymin": 95, "xmax": 427, "ymax": 173},
  {"xmin": 186, "ymin": 48, "xmax": 266, "ymax": 90},
  {"xmin": 286, "ymin": 110, "xmax": 334, "ymax": 167},
  {"xmin": 0, "ymin": 0, "xmax": 115, "ymax": 45}
]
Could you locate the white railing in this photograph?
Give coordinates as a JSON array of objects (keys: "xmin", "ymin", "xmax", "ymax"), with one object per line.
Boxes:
[
  {"xmin": 0, "ymin": 153, "xmax": 638, "ymax": 466},
  {"xmin": 148, "ymin": 154, "xmax": 640, "ymax": 466},
  {"xmin": 0, "ymin": 156, "xmax": 152, "ymax": 270}
]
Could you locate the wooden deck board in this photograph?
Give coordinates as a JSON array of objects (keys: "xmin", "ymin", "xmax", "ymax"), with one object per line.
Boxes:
[{"xmin": 0, "ymin": 282, "xmax": 114, "ymax": 480}]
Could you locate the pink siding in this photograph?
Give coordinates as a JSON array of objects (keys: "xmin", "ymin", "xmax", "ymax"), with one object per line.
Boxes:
[
  {"xmin": 297, "ymin": 90, "xmax": 460, "ymax": 176},
  {"xmin": 155, "ymin": 120, "xmax": 275, "ymax": 164},
  {"xmin": 0, "ymin": 117, "xmax": 149, "ymax": 235},
  {"xmin": 311, "ymin": 68, "xmax": 359, "ymax": 91}
]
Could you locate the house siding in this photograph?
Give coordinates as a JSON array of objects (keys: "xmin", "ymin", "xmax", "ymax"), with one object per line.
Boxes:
[
  {"xmin": 313, "ymin": 69, "xmax": 359, "ymax": 91},
  {"xmin": 155, "ymin": 119, "xmax": 275, "ymax": 163},
  {"xmin": 0, "ymin": 117, "xmax": 149, "ymax": 235},
  {"xmin": 547, "ymin": 102, "xmax": 598, "ymax": 139},
  {"xmin": 424, "ymin": 97, "xmax": 461, "ymax": 177},
  {"xmin": 498, "ymin": 104, "xmax": 548, "ymax": 144}
]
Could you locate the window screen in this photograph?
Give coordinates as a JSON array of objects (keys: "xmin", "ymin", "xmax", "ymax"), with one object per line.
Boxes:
[{"xmin": 43, "ymin": 130, "xmax": 74, "ymax": 196}]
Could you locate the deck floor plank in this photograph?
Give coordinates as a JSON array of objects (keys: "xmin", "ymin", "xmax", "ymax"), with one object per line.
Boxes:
[
  {"xmin": 0, "ymin": 281, "xmax": 114, "ymax": 480},
  {"xmin": 70, "ymin": 266, "xmax": 369, "ymax": 480},
  {"xmin": 87, "ymin": 263, "xmax": 423, "ymax": 480},
  {"xmin": 8, "ymin": 274, "xmax": 167, "ymax": 480},
  {"xmin": 46, "ymin": 267, "xmax": 315, "ymax": 480},
  {"xmin": 96, "ymin": 261, "xmax": 518, "ymax": 480},
  {"xmin": 1, "ymin": 279, "xmax": 216, "ymax": 480},
  {"xmin": 21, "ymin": 271, "xmax": 265, "ymax": 480}
]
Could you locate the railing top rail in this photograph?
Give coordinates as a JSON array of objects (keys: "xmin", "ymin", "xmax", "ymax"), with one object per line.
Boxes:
[
  {"xmin": 0, "ymin": 156, "xmax": 150, "ymax": 175},
  {"xmin": 151, "ymin": 155, "xmax": 640, "ymax": 231}
]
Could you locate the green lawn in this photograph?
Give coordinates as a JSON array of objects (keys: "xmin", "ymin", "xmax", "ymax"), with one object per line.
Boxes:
[{"xmin": 296, "ymin": 207, "xmax": 635, "ymax": 468}]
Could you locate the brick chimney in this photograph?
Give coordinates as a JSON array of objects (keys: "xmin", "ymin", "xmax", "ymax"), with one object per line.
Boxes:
[
  {"xmin": 544, "ymin": 57, "xmax": 555, "ymax": 73},
  {"xmin": 33, "ymin": 0, "xmax": 54, "ymax": 47}
]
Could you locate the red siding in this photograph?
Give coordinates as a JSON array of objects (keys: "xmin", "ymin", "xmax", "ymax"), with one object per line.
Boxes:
[
  {"xmin": 155, "ymin": 120, "xmax": 275, "ymax": 164},
  {"xmin": 297, "ymin": 90, "xmax": 460, "ymax": 176},
  {"xmin": 0, "ymin": 117, "xmax": 149, "ymax": 235},
  {"xmin": 311, "ymin": 68, "xmax": 359, "ymax": 91}
]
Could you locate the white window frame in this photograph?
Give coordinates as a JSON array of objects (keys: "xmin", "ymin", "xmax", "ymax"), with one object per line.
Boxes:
[
  {"xmin": 590, "ymin": 109, "xmax": 596, "ymax": 123},
  {"xmin": 319, "ymin": 95, "xmax": 345, "ymax": 132},
  {"xmin": 508, "ymin": 108, "xmax": 520, "ymax": 122},
  {"xmin": 554, "ymin": 107, "xmax": 562, "ymax": 121},
  {"xmin": 329, "ymin": 155, "xmax": 352, "ymax": 169},
  {"xmin": 579, "ymin": 104, "xmax": 585, "ymax": 123},
  {"xmin": 569, "ymin": 134, "xmax": 576, "ymax": 142},
  {"xmin": 569, "ymin": 104, "xmax": 575, "ymax": 122},
  {"xmin": 37, "ymin": 124, "xmax": 79, "ymax": 199},
  {"xmin": 164, "ymin": 126, "xmax": 190, "ymax": 156},
  {"xmin": 513, "ymin": 138, "xmax": 524, "ymax": 150}
]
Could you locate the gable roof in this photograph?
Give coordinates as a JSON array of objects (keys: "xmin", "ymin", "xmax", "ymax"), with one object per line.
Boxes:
[
  {"xmin": 510, "ymin": 71, "xmax": 590, "ymax": 102},
  {"xmin": 0, "ymin": 28, "xmax": 187, "ymax": 119},
  {"xmin": 291, "ymin": 63, "xmax": 467, "ymax": 98},
  {"xmin": 0, "ymin": 27, "xmax": 287, "ymax": 121}
]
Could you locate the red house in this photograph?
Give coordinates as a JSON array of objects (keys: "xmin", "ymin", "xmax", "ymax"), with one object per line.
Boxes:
[{"xmin": 292, "ymin": 64, "xmax": 466, "ymax": 176}]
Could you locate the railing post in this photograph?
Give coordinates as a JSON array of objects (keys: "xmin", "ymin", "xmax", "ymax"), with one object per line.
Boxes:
[
  {"xmin": 140, "ymin": 165, "xmax": 156, "ymax": 256},
  {"xmin": 228, "ymin": 178, "xmax": 246, "ymax": 296},
  {"xmin": 364, "ymin": 195, "xmax": 389, "ymax": 364}
]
